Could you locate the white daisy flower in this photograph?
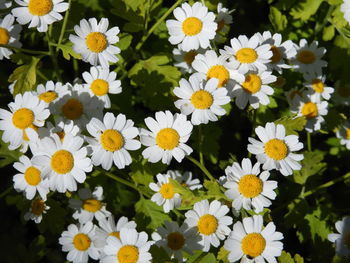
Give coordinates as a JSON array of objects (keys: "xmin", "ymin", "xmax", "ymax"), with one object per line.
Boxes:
[
  {"xmin": 152, "ymin": 221, "xmax": 202, "ymax": 262},
  {"xmin": 173, "ymin": 74, "xmax": 230, "ymax": 125},
  {"xmin": 0, "ymin": 14, "xmax": 22, "ymax": 60},
  {"xmin": 328, "ymin": 216, "xmax": 350, "ymax": 257},
  {"xmin": 341, "ymin": 0, "xmax": 350, "ymax": 25},
  {"xmin": 82, "ymin": 66, "xmax": 122, "ymax": 108},
  {"xmin": 214, "ymin": 3, "xmax": 233, "ymax": 43},
  {"xmin": 166, "ymin": 2, "xmax": 217, "ymax": 51},
  {"xmin": 168, "ymin": 170, "xmax": 202, "ymax": 190},
  {"xmin": 69, "ymin": 186, "xmax": 111, "ymax": 224},
  {"xmin": 0, "ymin": 0, "xmax": 12, "ymax": 9},
  {"xmin": 24, "ymin": 198, "xmax": 50, "ymax": 223},
  {"xmin": 184, "ymin": 199, "xmax": 232, "ymax": 252},
  {"xmin": 336, "ymin": 122, "xmax": 350, "ymax": 150},
  {"xmin": 231, "ymin": 70, "xmax": 276, "ymax": 109},
  {"xmin": 32, "ymin": 81, "xmax": 69, "ymax": 105},
  {"xmin": 223, "ymin": 158, "xmax": 277, "ymax": 213},
  {"xmin": 247, "ymin": 122, "xmax": 304, "ymax": 176},
  {"xmin": 140, "ymin": 110, "xmax": 193, "ymax": 164},
  {"xmin": 13, "ymin": 155, "xmax": 49, "ymax": 200},
  {"xmin": 59, "ymin": 221, "xmax": 100, "ymax": 263},
  {"xmin": 86, "ymin": 112, "xmax": 141, "ymax": 170},
  {"xmin": 303, "ymin": 73, "xmax": 334, "ymax": 101},
  {"xmin": 69, "ymin": 17, "xmax": 120, "ymax": 68},
  {"xmin": 173, "ymin": 46, "xmax": 206, "ymax": 74},
  {"xmin": 149, "ymin": 173, "xmax": 182, "ymax": 213},
  {"xmin": 38, "ymin": 118, "xmax": 81, "ymax": 142},
  {"xmin": 220, "ymin": 34, "xmax": 272, "ymax": 74},
  {"xmin": 12, "ymin": 0, "xmax": 69, "ymax": 32},
  {"xmin": 0, "ymin": 91, "xmax": 49, "ymax": 151},
  {"xmin": 32, "ymin": 133, "xmax": 92, "ymax": 193},
  {"xmin": 224, "ymin": 215, "xmax": 283, "ymax": 263},
  {"xmin": 101, "ymin": 228, "xmax": 153, "ymax": 263},
  {"xmin": 290, "ymin": 39, "xmax": 327, "ymax": 76}
]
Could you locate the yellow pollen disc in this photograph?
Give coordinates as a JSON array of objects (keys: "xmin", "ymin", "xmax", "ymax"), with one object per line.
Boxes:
[
  {"xmin": 31, "ymin": 199, "xmax": 45, "ymax": 215},
  {"xmin": 301, "ymin": 102, "xmax": 318, "ymax": 119},
  {"xmin": 182, "ymin": 17, "xmax": 203, "ymax": 36},
  {"xmin": 12, "ymin": 108, "xmax": 35, "ymax": 130},
  {"xmin": 238, "ymin": 174, "xmax": 263, "ymax": 198},
  {"xmin": 207, "ymin": 65, "xmax": 230, "ymax": 87},
  {"xmin": 23, "ymin": 124, "xmax": 38, "ymax": 141},
  {"xmin": 236, "ymin": 48, "xmax": 258, "ymax": 64},
  {"xmin": 117, "ymin": 245, "xmax": 139, "ymax": 263},
  {"xmin": 56, "ymin": 131, "xmax": 65, "ymax": 142},
  {"xmin": 0, "ymin": 27, "xmax": 10, "ymax": 45},
  {"xmin": 297, "ymin": 50, "xmax": 316, "ymax": 64},
  {"xmin": 109, "ymin": 231, "xmax": 120, "ymax": 239},
  {"xmin": 156, "ymin": 128, "xmax": 180, "ymax": 150},
  {"xmin": 28, "ymin": 0, "xmax": 53, "ymax": 16},
  {"xmin": 346, "ymin": 128, "xmax": 350, "ymax": 139},
  {"xmin": 216, "ymin": 20, "xmax": 225, "ymax": 32},
  {"xmin": 311, "ymin": 79, "xmax": 324, "ymax": 93},
  {"xmin": 86, "ymin": 32, "xmax": 108, "ymax": 53},
  {"xmin": 344, "ymin": 232, "xmax": 350, "ymax": 249},
  {"xmin": 338, "ymin": 85, "xmax": 350, "ymax": 97},
  {"xmin": 264, "ymin": 139, "xmax": 288, "ymax": 160},
  {"xmin": 242, "ymin": 74, "xmax": 262, "ymax": 94},
  {"xmin": 90, "ymin": 79, "xmax": 109, "ymax": 96},
  {"xmin": 159, "ymin": 183, "xmax": 175, "ymax": 199},
  {"xmin": 50, "ymin": 150, "xmax": 74, "ymax": 174},
  {"xmin": 270, "ymin": 45, "xmax": 282, "ymax": 64},
  {"xmin": 191, "ymin": 90, "xmax": 214, "ymax": 109},
  {"xmin": 83, "ymin": 199, "xmax": 102, "ymax": 212},
  {"xmin": 167, "ymin": 232, "xmax": 185, "ymax": 250},
  {"xmin": 39, "ymin": 91, "xmax": 57, "ymax": 103},
  {"xmin": 61, "ymin": 98, "xmax": 83, "ymax": 120},
  {"xmin": 24, "ymin": 166, "xmax": 41, "ymax": 186},
  {"xmin": 100, "ymin": 129, "xmax": 124, "ymax": 152},
  {"xmin": 73, "ymin": 233, "xmax": 91, "ymax": 251},
  {"xmin": 241, "ymin": 233, "xmax": 266, "ymax": 258},
  {"xmin": 197, "ymin": 214, "xmax": 218, "ymax": 235},
  {"xmin": 184, "ymin": 50, "xmax": 197, "ymax": 65}
]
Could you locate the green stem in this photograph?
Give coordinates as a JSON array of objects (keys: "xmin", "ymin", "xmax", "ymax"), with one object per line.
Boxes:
[
  {"xmin": 307, "ymin": 132, "xmax": 312, "ymax": 152},
  {"xmin": 186, "ymin": 156, "xmax": 215, "ymax": 181},
  {"xmin": 0, "ymin": 186, "xmax": 12, "ymax": 199},
  {"xmin": 135, "ymin": 0, "xmax": 184, "ymax": 51},
  {"xmin": 315, "ymin": 4, "xmax": 335, "ymax": 35},
  {"xmin": 103, "ymin": 170, "xmax": 139, "ymax": 192},
  {"xmin": 193, "ymin": 252, "xmax": 205, "ymax": 263},
  {"xmin": 0, "ymin": 44, "xmax": 50, "ymax": 55},
  {"xmin": 37, "ymin": 70, "xmax": 49, "ymax": 81},
  {"xmin": 46, "ymin": 31, "xmax": 62, "ymax": 82},
  {"xmin": 198, "ymin": 125, "xmax": 204, "ymax": 166},
  {"xmin": 56, "ymin": 0, "xmax": 72, "ymax": 52}
]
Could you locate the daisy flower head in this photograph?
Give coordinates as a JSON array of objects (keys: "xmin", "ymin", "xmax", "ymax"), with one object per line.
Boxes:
[
  {"xmin": 184, "ymin": 199, "xmax": 232, "ymax": 252},
  {"xmin": 224, "ymin": 215, "xmax": 283, "ymax": 263},
  {"xmin": 82, "ymin": 66, "xmax": 122, "ymax": 108},
  {"xmin": 0, "ymin": 91, "xmax": 49, "ymax": 151},
  {"xmin": 32, "ymin": 133, "xmax": 92, "ymax": 193},
  {"xmin": 86, "ymin": 112, "xmax": 141, "ymax": 170},
  {"xmin": 169, "ymin": 170, "xmax": 202, "ymax": 190},
  {"xmin": 38, "ymin": 118, "xmax": 80, "ymax": 142},
  {"xmin": 0, "ymin": 0, "xmax": 12, "ymax": 9},
  {"xmin": 247, "ymin": 122, "xmax": 304, "ymax": 176},
  {"xmin": 69, "ymin": 17, "xmax": 120, "ymax": 68},
  {"xmin": 336, "ymin": 122, "xmax": 350, "ymax": 150},
  {"xmin": 59, "ymin": 221, "xmax": 100, "ymax": 263},
  {"xmin": 285, "ymin": 87, "xmax": 303, "ymax": 106},
  {"xmin": 101, "ymin": 228, "xmax": 153, "ymax": 263},
  {"xmin": 290, "ymin": 39, "xmax": 327, "ymax": 76},
  {"xmin": 223, "ymin": 158, "xmax": 277, "ymax": 213},
  {"xmin": 231, "ymin": 70, "xmax": 276, "ymax": 109},
  {"xmin": 173, "ymin": 46, "xmax": 206, "ymax": 74},
  {"xmin": 328, "ymin": 216, "xmax": 350, "ymax": 257},
  {"xmin": 166, "ymin": 2, "xmax": 217, "ymax": 51},
  {"xmin": 0, "ymin": 14, "xmax": 22, "ymax": 60},
  {"xmin": 33, "ymin": 80, "xmax": 69, "ymax": 105},
  {"xmin": 303, "ymin": 73, "xmax": 334, "ymax": 101},
  {"xmin": 24, "ymin": 198, "xmax": 50, "ymax": 223},
  {"xmin": 140, "ymin": 110, "xmax": 193, "ymax": 164},
  {"xmin": 332, "ymin": 80, "xmax": 350, "ymax": 106},
  {"xmin": 12, "ymin": 0, "xmax": 69, "ymax": 32},
  {"xmin": 341, "ymin": 0, "xmax": 350, "ymax": 24},
  {"xmin": 173, "ymin": 74, "xmax": 230, "ymax": 125},
  {"xmin": 149, "ymin": 173, "xmax": 182, "ymax": 213},
  {"xmin": 214, "ymin": 3, "xmax": 234, "ymax": 43},
  {"xmin": 220, "ymin": 34, "xmax": 272, "ymax": 74}
]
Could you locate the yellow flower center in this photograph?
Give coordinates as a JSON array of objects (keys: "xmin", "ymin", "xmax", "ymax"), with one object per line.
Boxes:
[
  {"xmin": 264, "ymin": 139, "xmax": 288, "ymax": 160},
  {"xmin": 12, "ymin": 108, "xmax": 35, "ymax": 129},
  {"xmin": 236, "ymin": 48, "xmax": 258, "ymax": 64},
  {"xmin": 90, "ymin": 79, "xmax": 109, "ymax": 96},
  {"xmin": 182, "ymin": 17, "xmax": 203, "ymax": 36},
  {"xmin": 197, "ymin": 214, "xmax": 218, "ymax": 235},
  {"xmin": 184, "ymin": 50, "xmax": 197, "ymax": 65},
  {"xmin": 311, "ymin": 79, "xmax": 324, "ymax": 93},
  {"xmin": 28, "ymin": 0, "xmax": 53, "ymax": 16},
  {"xmin": 191, "ymin": 90, "xmax": 214, "ymax": 109},
  {"xmin": 270, "ymin": 45, "xmax": 282, "ymax": 64},
  {"xmin": 24, "ymin": 166, "xmax": 41, "ymax": 186},
  {"xmin": 23, "ymin": 124, "xmax": 38, "ymax": 141},
  {"xmin": 117, "ymin": 245, "xmax": 139, "ymax": 263},
  {"xmin": 241, "ymin": 233, "xmax": 266, "ymax": 258},
  {"xmin": 207, "ymin": 65, "xmax": 230, "ymax": 87},
  {"xmin": 216, "ymin": 20, "xmax": 225, "ymax": 32},
  {"xmin": 238, "ymin": 174, "xmax": 263, "ymax": 198},
  {"xmin": 0, "ymin": 27, "xmax": 10, "ymax": 45},
  {"xmin": 61, "ymin": 98, "xmax": 83, "ymax": 120},
  {"xmin": 297, "ymin": 50, "xmax": 316, "ymax": 64},
  {"xmin": 100, "ymin": 129, "xmax": 124, "ymax": 152},
  {"xmin": 50, "ymin": 150, "xmax": 74, "ymax": 174},
  {"xmin": 83, "ymin": 199, "xmax": 102, "ymax": 213},
  {"xmin": 56, "ymin": 131, "xmax": 65, "ymax": 142},
  {"xmin": 39, "ymin": 91, "xmax": 58, "ymax": 103},
  {"xmin": 159, "ymin": 183, "xmax": 175, "ymax": 199},
  {"xmin": 242, "ymin": 74, "xmax": 262, "ymax": 94},
  {"xmin": 156, "ymin": 128, "xmax": 180, "ymax": 150},
  {"xmin": 338, "ymin": 85, "xmax": 350, "ymax": 97},
  {"xmin": 73, "ymin": 233, "xmax": 91, "ymax": 251},
  {"xmin": 344, "ymin": 232, "xmax": 350, "ymax": 249},
  {"xmin": 167, "ymin": 232, "xmax": 185, "ymax": 250},
  {"xmin": 86, "ymin": 32, "xmax": 108, "ymax": 53},
  {"xmin": 301, "ymin": 102, "xmax": 318, "ymax": 119},
  {"xmin": 346, "ymin": 128, "xmax": 350, "ymax": 139},
  {"xmin": 31, "ymin": 199, "xmax": 46, "ymax": 215},
  {"xmin": 109, "ymin": 231, "xmax": 120, "ymax": 239}
]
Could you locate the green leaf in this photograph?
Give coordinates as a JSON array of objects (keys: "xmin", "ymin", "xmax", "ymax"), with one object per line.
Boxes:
[
  {"xmin": 0, "ymin": 132, "xmax": 22, "ymax": 168},
  {"xmin": 269, "ymin": 7, "xmax": 288, "ymax": 32},
  {"xmin": 217, "ymin": 247, "xmax": 230, "ymax": 263},
  {"xmin": 274, "ymin": 116, "xmax": 307, "ymax": 135},
  {"xmin": 279, "ymin": 251, "xmax": 295, "ymax": 263},
  {"xmin": 290, "ymin": 0, "xmax": 324, "ymax": 21},
  {"xmin": 57, "ymin": 42, "xmax": 82, "ymax": 61},
  {"xmin": 323, "ymin": 25, "xmax": 335, "ymax": 41},
  {"xmin": 203, "ymin": 180, "xmax": 227, "ymax": 200},
  {"xmin": 117, "ymin": 33, "xmax": 133, "ymax": 51},
  {"xmin": 304, "ymin": 206, "xmax": 331, "ymax": 242}
]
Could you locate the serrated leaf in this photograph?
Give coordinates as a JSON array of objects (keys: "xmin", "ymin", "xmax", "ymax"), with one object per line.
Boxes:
[
  {"xmin": 203, "ymin": 180, "xmax": 227, "ymax": 200},
  {"xmin": 117, "ymin": 33, "xmax": 133, "ymax": 50},
  {"xmin": 274, "ymin": 116, "xmax": 307, "ymax": 135},
  {"xmin": 149, "ymin": 245, "xmax": 171, "ymax": 262},
  {"xmin": 57, "ymin": 42, "xmax": 82, "ymax": 61},
  {"xmin": 304, "ymin": 207, "xmax": 331, "ymax": 242},
  {"xmin": 217, "ymin": 247, "xmax": 230, "ymax": 263},
  {"xmin": 279, "ymin": 251, "xmax": 295, "ymax": 263},
  {"xmin": 269, "ymin": 7, "xmax": 288, "ymax": 32},
  {"xmin": 323, "ymin": 25, "xmax": 335, "ymax": 41},
  {"xmin": 290, "ymin": 0, "xmax": 324, "ymax": 21}
]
